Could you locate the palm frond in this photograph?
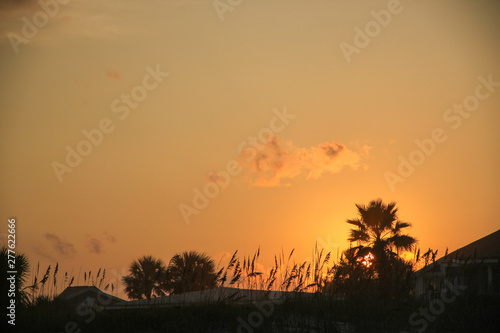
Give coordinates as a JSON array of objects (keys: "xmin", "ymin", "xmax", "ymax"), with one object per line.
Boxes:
[
  {"xmin": 389, "ymin": 234, "xmax": 417, "ymax": 251},
  {"xmin": 348, "ymin": 229, "xmax": 370, "ymax": 243},
  {"xmin": 393, "ymin": 221, "xmax": 411, "ymax": 234}
]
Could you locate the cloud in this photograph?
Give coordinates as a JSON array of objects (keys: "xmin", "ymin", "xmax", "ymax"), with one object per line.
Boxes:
[
  {"xmin": 44, "ymin": 233, "xmax": 76, "ymax": 257},
  {"xmin": 32, "ymin": 245, "xmax": 56, "ymax": 262},
  {"xmin": 0, "ymin": 0, "xmax": 137, "ymax": 47},
  {"xmin": 238, "ymin": 136, "xmax": 370, "ymax": 187},
  {"xmin": 0, "ymin": 0, "xmax": 39, "ymax": 11},
  {"xmin": 0, "ymin": 0, "xmax": 40, "ymax": 40},
  {"xmin": 206, "ymin": 172, "xmax": 230, "ymax": 189},
  {"xmin": 86, "ymin": 237, "xmax": 103, "ymax": 254},
  {"xmin": 104, "ymin": 69, "xmax": 121, "ymax": 80},
  {"xmin": 104, "ymin": 231, "xmax": 116, "ymax": 243}
]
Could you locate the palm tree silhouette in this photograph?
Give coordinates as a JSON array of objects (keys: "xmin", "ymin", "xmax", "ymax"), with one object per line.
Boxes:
[
  {"xmin": 347, "ymin": 199, "xmax": 417, "ymax": 262},
  {"xmin": 344, "ymin": 199, "xmax": 417, "ymax": 300},
  {"xmin": 166, "ymin": 251, "xmax": 218, "ymax": 295},
  {"xmin": 1, "ymin": 246, "xmax": 30, "ymax": 306},
  {"xmin": 122, "ymin": 255, "xmax": 167, "ymax": 300}
]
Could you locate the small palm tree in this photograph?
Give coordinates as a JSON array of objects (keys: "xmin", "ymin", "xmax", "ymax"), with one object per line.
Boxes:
[
  {"xmin": 347, "ymin": 199, "xmax": 417, "ymax": 263},
  {"xmin": 166, "ymin": 251, "xmax": 218, "ymax": 295},
  {"xmin": 122, "ymin": 255, "xmax": 167, "ymax": 300},
  {"xmin": 1, "ymin": 246, "xmax": 30, "ymax": 307},
  {"xmin": 346, "ymin": 199, "xmax": 417, "ymax": 300}
]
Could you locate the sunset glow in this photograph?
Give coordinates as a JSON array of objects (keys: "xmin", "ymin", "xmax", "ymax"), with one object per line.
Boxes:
[
  {"xmin": 0, "ymin": 0, "xmax": 499, "ymax": 302},
  {"xmin": 357, "ymin": 253, "xmax": 375, "ymax": 268}
]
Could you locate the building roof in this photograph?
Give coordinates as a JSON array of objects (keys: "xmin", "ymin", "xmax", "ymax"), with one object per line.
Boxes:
[
  {"xmin": 441, "ymin": 229, "xmax": 500, "ymax": 261},
  {"xmin": 415, "ymin": 229, "xmax": 500, "ymax": 276},
  {"xmin": 58, "ymin": 286, "xmax": 125, "ymax": 304}
]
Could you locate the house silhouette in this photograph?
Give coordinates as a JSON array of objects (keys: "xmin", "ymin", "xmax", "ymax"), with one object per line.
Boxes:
[
  {"xmin": 414, "ymin": 229, "xmax": 500, "ymax": 298},
  {"xmin": 58, "ymin": 286, "xmax": 125, "ymax": 309}
]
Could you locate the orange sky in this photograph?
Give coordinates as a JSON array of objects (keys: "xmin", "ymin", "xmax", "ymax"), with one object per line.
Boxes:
[{"xmin": 1, "ymin": 0, "xmax": 499, "ymax": 296}]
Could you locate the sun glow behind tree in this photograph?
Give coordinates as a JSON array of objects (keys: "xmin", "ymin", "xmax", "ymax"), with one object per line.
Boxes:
[{"xmin": 357, "ymin": 252, "xmax": 374, "ymax": 268}]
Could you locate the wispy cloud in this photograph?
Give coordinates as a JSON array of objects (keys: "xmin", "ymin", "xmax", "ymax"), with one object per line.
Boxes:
[
  {"xmin": 32, "ymin": 245, "xmax": 56, "ymax": 262},
  {"xmin": 86, "ymin": 237, "xmax": 103, "ymax": 254},
  {"xmin": 104, "ymin": 231, "xmax": 116, "ymax": 243},
  {"xmin": 238, "ymin": 136, "xmax": 370, "ymax": 187},
  {"xmin": 44, "ymin": 233, "xmax": 76, "ymax": 257},
  {"xmin": 0, "ymin": 0, "xmax": 140, "ymax": 48},
  {"xmin": 0, "ymin": 0, "xmax": 39, "ymax": 11}
]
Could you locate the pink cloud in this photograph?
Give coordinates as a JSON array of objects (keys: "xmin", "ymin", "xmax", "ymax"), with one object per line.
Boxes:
[{"xmin": 238, "ymin": 136, "xmax": 370, "ymax": 187}]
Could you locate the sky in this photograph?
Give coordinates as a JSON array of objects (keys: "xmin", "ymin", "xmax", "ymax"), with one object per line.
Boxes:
[{"xmin": 1, "ymin": 0, "xmax": 499, "ymax": 296}]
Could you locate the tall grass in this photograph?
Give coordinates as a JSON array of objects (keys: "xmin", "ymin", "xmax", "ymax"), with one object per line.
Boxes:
[
  {"xmin": 25, "ymin": 263, "xmax": 114, "ymax": 305},
  {"xmin": 215, "ymin": 243, "xmax": 333, "ymax": 293}
]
